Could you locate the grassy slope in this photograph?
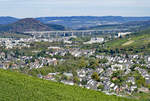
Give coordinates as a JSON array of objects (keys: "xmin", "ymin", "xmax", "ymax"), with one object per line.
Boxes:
[
  {"xmin": 0, "ymin": 69, "xmax": 137, "ymax": 101},
  {"xmin": 105, "ymin": 28, "xmax": 150, "ymax": 50}
]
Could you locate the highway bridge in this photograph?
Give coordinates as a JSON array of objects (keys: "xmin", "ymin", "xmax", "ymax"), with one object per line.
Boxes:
[{"xmin": 24, "ymin": 29, "xmax": 128, "ymax": 38}]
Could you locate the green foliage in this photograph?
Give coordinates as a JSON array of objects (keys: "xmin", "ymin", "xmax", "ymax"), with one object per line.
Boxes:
[
  {"xmin": 135, "ymin": 76, "xmax": 146, "ymax": 88},
  {"xmin": 97, "ymin": 85, "xmax": 104, "ymax": 90},
  {"xmin": 61, "ymin": 75, "xmax": 68, "ymax": 80},
  {"xmin": 91, "ymin": 72, "xmax": 100, "ymax": 81},
  {"xmin": 111, "ymin": 71, "xmax": 126, "ymax": 86},
  {"xmin": 139, "ymin": 59, "xmax": 146, "ymax": 64},
  {"xmin": 78, "ymin": 57, "xmax": 88, "ymax": 68},
  {"xmin": 131, "ymin": 64, "xmax": 141, "ymax": 71},
  {"xmin": 27, "ymin": 58, "xmax": 87, "ymax": 77},
  {"xmin": 131, "ymin": 71, "xmax": 146, "ymax": 88},
  {"xmin": 73, "ymin": 76, "xmax": 80, "ymax": 84},
  {"xmin": 99, "ymin": 58, "xmax": 108, "ymax": 64},
  {"xmin": 0, "ymin": 69, "xmax": 138, "ymax": 101},
  {"xmin": 81, "ymin": 80, "xmax": 87, "ymax": 85},
  {"xmin": 89, "ymin": 58, "xmax": 99, "ymax": 69}
]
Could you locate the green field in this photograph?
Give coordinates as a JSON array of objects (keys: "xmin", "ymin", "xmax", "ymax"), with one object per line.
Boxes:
[
  {"xmin": 106, "ymin": 34, "xmax": 150, "ymax": 48},
  {"xmin": 0, "ymin": 69, "xmax": 138, "ymax": 101}
]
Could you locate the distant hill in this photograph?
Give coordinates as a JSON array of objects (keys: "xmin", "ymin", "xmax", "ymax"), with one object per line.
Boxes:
[
  {"xmin": 37, "ymin": 16, "xmax": 150, "ymax": 23},
  {"xmin": 0, "ymin": 18, "xmax": 65, "ymax": 32},
  {"xmin": 80, "ymin": 20, "xmax": 150, "ymax": 32},
  {"xmin": 1, "ymin": 16, "xmax": 150, "ymax": 29},
  {"xmin": 123, "ymin": 20, "xmax": 150, "ymax": 30},
  {"xmin": 0, "ymin": 16, "xmax": 18, "ymax": 24},
  {"xmin": 0, "ymin": 69, "xmax": 137, "ymax": 101},
  {"xmin": 36, "ymin": 16, "xmax": 150, "ymax": 29}
]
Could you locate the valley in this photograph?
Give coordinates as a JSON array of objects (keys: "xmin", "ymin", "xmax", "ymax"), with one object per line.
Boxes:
[{"xmin": 0, "ymin": 16, "xmax": 150, "ymax": 101}]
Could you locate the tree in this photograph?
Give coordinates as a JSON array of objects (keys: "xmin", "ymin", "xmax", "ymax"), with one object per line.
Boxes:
[
  {"xmin": 73, "ymin": 76, "xmax": 80, "ymax": 84},
  {"xmin": 61, "ymin": 75, "xmax": 68, "ymax": 80},
  {"xmin": 89, "ymin": 58, "xmax": 99, "ymax": 69},
  {"xmin": 134, "ymin": 72, "xmax": 146, "ymax": 88},
  {"xmin": 91, "ymin": 72, "xmax": 100, "ymax": 81},
  {"xmin": 139, "ymin": 58, "xmax": 146, "ymax": 64},
  {"xmin": 99, "ymin": 58, "xmax": 108, "ymax": 64},
  {"xmin": 131, "ymin": 64, "xmax": 140, "ymax": 71},
  {"xmin": 111, "ymin": 71, "xmax": 125, "ymax": 86},
  {"xmin": 78, "ymin": 57, "xmax": 87, "ymax": 68},
  {"xmin": 97, "ymin": 85, "xmax": 104, "ymax": 90}
]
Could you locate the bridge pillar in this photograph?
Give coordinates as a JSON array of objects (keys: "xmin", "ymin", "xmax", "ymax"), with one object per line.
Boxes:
[
  {"xmin": 63, "ymin": 32, "xmax": 65, "ymax": 37},
  {"xmin": 82, "ymin": 32, "xmax": 84, "ymax": 37},
  {"xmin": 89, "ymin": 32, "xmax": 92, "ymax": 36},
  {"xmin": 71, "ymin": 32, "xmax": 74, "ymax": 36}
]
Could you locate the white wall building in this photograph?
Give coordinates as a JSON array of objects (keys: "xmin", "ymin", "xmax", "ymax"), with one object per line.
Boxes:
[
  {"xmin": 84, "ymin": 37, "xmax": 104, "ymax": 44},
  {"xmin": 118, "ymin": 32, "xmax": 131, "ymax": 37}
]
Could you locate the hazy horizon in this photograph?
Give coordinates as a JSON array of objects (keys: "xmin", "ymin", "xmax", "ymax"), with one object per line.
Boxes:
[
  {"xmin": 1, "ymin": 15, "xmax": 150, "ymax": 19},
  {"xmin": 0, "ymin": 0, "xmax": 150, "ymax": 18}
]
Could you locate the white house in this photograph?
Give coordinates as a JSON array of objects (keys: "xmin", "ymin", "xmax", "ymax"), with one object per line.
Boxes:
[
  {"xmin": 117, "ymin": 32, "xmax": 131, "ymax": 37},
  {"xmin": 84, "ymin": 37, "xmax": 104, "ymax": 44}
]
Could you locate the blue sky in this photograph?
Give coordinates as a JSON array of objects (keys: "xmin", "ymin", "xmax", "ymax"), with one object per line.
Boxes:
[{"xmin": 0, "ymin": 0, "xmax": 150, "ymax": 18}]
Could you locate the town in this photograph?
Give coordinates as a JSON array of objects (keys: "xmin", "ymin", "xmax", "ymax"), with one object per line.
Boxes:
[{"xmin": 0, "ymin": 31, "xmax": 150, "ymax": 97}]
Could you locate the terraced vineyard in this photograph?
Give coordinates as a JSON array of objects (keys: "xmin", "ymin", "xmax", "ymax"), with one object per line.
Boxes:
[{"xmin": 105, "ymin": 28, "xmax": 150, "ymax": 54}]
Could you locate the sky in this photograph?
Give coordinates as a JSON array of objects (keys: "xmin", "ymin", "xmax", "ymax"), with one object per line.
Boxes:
[{"xmin": 0, "ymin": 0, "xmax": 150, "ymax": 18}]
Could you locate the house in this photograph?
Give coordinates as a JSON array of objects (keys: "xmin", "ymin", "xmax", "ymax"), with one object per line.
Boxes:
[
  {"xmin": 84, "ymin": 37, "xmax": 104, "ymax": 44},
  {"xmin": 117, "ymin": 32, "xmax": 131, "ymax": 37},
  {"xmin": 77, "ymin": 69, "xmax": 86, "ymax": 78},
  {"xmin": 114, "ymin": 85, "xmax": 118, "ymax": 91},
  {"xmin": 130, "ymin": 86, "xmax": 137, "ymax": 92},
  {"xmin": 86, "ymin": 79, "xmax": 98, "ymax": 90},
  {"xmin": 104, "ymin": 68, "xmax": 113, "ymax": 77},
  {"xmin": 3, "ymin": 62, "xmax": 10, "ymax": 69},
  {"xmin": 64, "ymin": 40, "xmax": 72, "ymax": 44},
  {"xmin": 145, "ymin": 77, "xmax": 150, "ymax": 84},
  {"xmin": 0, "ymin": 52, "xmax": 5, "ymax": 59},
  {"xmin": 96, "ymin": 68, "xmax": 104, "ymax": 74},
  {"xmin": 0, "ymin": 64, "xmax": 4, "ymax": 69},
  {"xmin": 63, "ymin": 73, "xmax": 73, "ymax": 78},
  {"xmin": 11, "ymin": 64, "xmax": 18, "ymax": 69},
  {"xmin": 47, "ymin": 58, "xmax": 58, "ymax": 66},
  {"xmin": 37, "ymin": 74, "xmax": 43, "ymax": 79},
  {"xmin": 125, "ymin": 68, "xmax": 131, "ymax": 75},
  {"xmin": 111, "ymin": 64, "xmax": 123, "ymax": 71},
  {"xmin": 61, "ymin": 80, "xmax": 74, "ymax": 85},
  {"xmin": 70, "ymin": 50, "xmax": 81, "ymax": 57},
  {"xmin": 110, "ymin": 83, "xmax": 115, "ymax": 88},
  {"xmin": 48, "ymin": 46, "xmax": 61, "ymax": 50},
  {"xmin": 138, "ymin": 87, "xmax": 149, "ymax": 93},
  {"xmin": 147, "ymin": 57, "xmax": 150, "ymax": 62},
  {"xmin": 127, "ymin": 77, "xmax": 135, "ymax": 85}
]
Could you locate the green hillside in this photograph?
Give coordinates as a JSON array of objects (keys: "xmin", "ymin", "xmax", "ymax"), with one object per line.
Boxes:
[
  {"xmin": 0, "ymin": 69, "xmax": 137, "ymax": 101},
  {"xmin": 105, "ymin": 28, "xmax": 150, "ymax": 54}
]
